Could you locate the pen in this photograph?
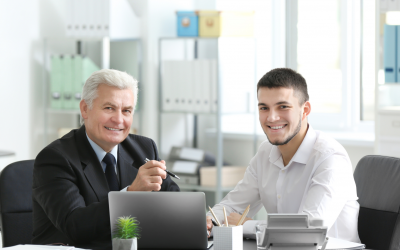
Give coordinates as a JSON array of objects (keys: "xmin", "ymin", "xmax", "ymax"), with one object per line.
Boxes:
[
  {"xmin": 223, "ymin": 206, "xmax": 228, "ymax": 227},
  {"xmin": 208, "ymin": 206, "xmax": 222, "ymax": 227},
  {"xmin": 144, "ymin": 158, "xmax": 180, "ymax": 179},
  {"xmin": 236, "ymin": 204, "xmax": 250, "ymax": 226}
]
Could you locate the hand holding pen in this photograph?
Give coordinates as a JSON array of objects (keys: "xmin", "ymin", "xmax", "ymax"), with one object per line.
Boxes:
[
  {"xmin": 145, "ymin": 158, "xmax": 180, "ymax": 180},
  {"xmin": 127, "ymin": 159, "xmax": 169, "ymax": 192}
]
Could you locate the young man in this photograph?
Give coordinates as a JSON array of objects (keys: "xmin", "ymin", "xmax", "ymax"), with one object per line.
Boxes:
[
  {"xmin": 206, "ymin": 68, "xmax": 360, "ymax": 242},
  {"xmin": 32, "ymin": 69, "xmax": 179, "ymax": 250}
]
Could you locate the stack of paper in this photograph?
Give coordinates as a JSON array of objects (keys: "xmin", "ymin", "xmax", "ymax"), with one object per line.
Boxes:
[
  {"xmin": 319, "ymin": 237, "xmax": 365, "ymax": 250},
  {"xmin": 4, "ymin": 245, "xmax": 86, "ymax": 250}
]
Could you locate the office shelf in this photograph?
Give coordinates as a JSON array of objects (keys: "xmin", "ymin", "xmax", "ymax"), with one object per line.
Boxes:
[{"xmin": 158, "ymin": 37, "xmax": 257, "ymax": 205}]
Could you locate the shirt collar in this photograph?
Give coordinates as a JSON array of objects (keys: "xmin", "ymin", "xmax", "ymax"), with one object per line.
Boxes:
[
  {"xmin": 269, "ymin": 124, "xmax": 317, "ymax": 165},
  {"xmin": 86, "ymin": 133, "xmax": 118, "ymax": 164}
]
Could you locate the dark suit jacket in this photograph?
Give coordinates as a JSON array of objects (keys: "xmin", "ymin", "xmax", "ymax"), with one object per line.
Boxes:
[{"xmin": 32, "ymin": 125, "xmax": 180, "ymax": 250}]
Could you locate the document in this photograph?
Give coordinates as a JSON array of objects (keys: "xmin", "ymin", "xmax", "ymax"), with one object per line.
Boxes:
[
  {"xmin": 3, "ymin": 245, "xmax": 87, "ymax": 250},
  {"xmin": 318, "ymin": 237, "xmax": 365, "ymax": 250}
]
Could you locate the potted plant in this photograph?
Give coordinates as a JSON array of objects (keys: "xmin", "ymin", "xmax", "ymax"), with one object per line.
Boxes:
[{"xmin": 112, "ymin": 216, "xmax": 141, "ymax": 250}]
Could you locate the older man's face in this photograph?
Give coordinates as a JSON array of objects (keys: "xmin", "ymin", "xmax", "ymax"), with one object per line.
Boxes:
[{"xmin": 80, "ymin": 84, "xmax": 134, "ymax": 152}]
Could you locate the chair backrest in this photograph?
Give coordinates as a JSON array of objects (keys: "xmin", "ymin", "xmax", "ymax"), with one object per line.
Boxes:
[
  {"xmin": 0, "ymin": 160, "xmax": 34, "ymax": 247},
  {"xmin": 354, "ymin": 155, "xmax": 400, "ymax": 250}
]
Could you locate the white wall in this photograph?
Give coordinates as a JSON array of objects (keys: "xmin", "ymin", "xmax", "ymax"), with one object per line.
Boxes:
[{"xmin": 0, "ymin": 0, "xmax": 41, "ymax": 161}]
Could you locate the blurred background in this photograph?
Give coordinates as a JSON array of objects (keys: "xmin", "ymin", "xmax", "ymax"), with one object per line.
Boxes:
[{"xmin": 0, "ymin": 0, "xmax": 399, "ymax": 209}]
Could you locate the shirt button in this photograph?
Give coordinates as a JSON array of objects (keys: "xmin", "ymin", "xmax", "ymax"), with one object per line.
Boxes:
[
  {"xmin": 282, "ymin": 170, "xmax": 285, "ymax": 173},
  {"xmin": 277, "ymin": 194, "xmax": 281, "ymax": 199}
]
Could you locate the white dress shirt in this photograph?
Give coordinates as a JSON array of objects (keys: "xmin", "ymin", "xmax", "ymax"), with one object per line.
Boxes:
[
  {"xmin": 86, "ymin": 133, "xmax": 129, "ymax": 191},
  {"xmin": 208, "ymin": 126, "xmax": 360, "ymax": 243}
]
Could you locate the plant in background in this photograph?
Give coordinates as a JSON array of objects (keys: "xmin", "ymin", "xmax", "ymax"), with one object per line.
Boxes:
[{"xmin": 113, "ymin": 216, "xmax": 141, "ymax": 239}]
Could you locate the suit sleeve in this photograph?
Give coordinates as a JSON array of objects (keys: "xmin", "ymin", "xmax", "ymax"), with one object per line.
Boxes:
[
  {"xmin": 151, "ymin": 139, "xmax": 180, "ymax": 192},
  {"xmin": 33, "ymin": 146, "xmax": 110, "ymax": 244}
]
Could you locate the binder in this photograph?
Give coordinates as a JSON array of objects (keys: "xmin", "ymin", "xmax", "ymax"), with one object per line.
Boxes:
[
  {"xmin": 180, "ymin": 61, "xmax": 193, "ymax": 112},
  {"xmin": 200, "ymin": 60, "xmax": 211, "ymax": 113},
  {"xmin": 72, "ymin": 55, "xmax": 83, "ymax": 110},
  {"xmin": 50, "ymin": 55, "xmax": 62, "ymax": 109},
  {"xmin": 102, "ymin": 0, "xmax": 110, "ymax": 37},
  {"xmin": 162, "ymin": 61, "xmax": 174, "ymax": 111},
  {"xmin": 192, "ymin": 60, "xmax": 203, "ymax": 113},
  {"xmin": 396, "ymin": 26, "xmax": 400, "ymax": 83},
  {"xmin": 185, "ymin": 61, "xmax": 194, "ymax": 112},
  {"xmin": 65, "ymin": 0, "xmax": 73, "ymax": 37},
  {"xmin": 384, "ymin": 24, "xmax": 396, "ymax": 83},
  {"xmin": 62, "ymin": 55, "xmax": 74, "ymax": 109},
  {"xmin": 72, "ymin": 0, "xmax": 81, "ymax": 37},
  {"xmin": 210, "ymin": 59, "xmax": 218, "ymax": 113}
]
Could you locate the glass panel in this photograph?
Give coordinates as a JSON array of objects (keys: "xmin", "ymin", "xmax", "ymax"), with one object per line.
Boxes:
[
  {"xmin": 297, "ymin": 0, "xmax": 342, "ymax": 114},
  {"xmin": 361, "ymin": 0, "xmax": 376, "ymax": 120}
]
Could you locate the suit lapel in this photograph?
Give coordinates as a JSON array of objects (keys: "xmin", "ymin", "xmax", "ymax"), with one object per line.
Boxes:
[
  {"xmin": 118, "ymin": 144, "xmax": 138, "ymax": 188},
  {"xmin": 76, "ymin": 125, "xmax": 110, "ymax": 201}
]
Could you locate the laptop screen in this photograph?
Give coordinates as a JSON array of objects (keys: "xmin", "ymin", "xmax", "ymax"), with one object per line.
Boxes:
[{"xmin": 109, "ymin": 192, "xmax": 209, "ymax": 249}]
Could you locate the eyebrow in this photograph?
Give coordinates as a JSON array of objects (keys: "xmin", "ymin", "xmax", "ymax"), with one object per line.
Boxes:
[
  {"xmin": 258, "ymin": 101, "xmax": 292, "ymax": 106},
  {"xmin": 103, "ymin": 102, "xmax": 134, "ymax": 110}
]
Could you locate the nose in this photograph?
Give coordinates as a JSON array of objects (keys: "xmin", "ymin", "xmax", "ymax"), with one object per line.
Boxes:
[
  {"xmin": 111, "ymin": 110, "xmax": 124, "ymax": 124},
  {"xmin": 267, "ymin": 109, "xmax": 280, "ymax": 122}
]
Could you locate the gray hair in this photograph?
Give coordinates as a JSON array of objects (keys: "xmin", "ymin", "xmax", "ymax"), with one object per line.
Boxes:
[{"xmin": 80, "ymin": 69, "xmax": 138, "ymax": 125}]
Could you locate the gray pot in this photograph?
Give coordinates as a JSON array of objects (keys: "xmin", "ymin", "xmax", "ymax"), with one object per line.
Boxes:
[{"xmin": 112, "ymin": 238, "xmax": 137, "ymax": 250}]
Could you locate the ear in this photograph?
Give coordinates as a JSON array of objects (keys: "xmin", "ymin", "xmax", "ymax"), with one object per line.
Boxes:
[
  {"xmin": 302, "ymin": 101, "xmax": 311, "ymax": 120},
  {"xmin": 80, "ymin": 100, "xmax": 89, "ymax": 120}
]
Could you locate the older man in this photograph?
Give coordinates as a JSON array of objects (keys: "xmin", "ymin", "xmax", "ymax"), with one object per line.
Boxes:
[{"xmin": 32, "ymin": 69, "xmax": 179, "ymax": 250}]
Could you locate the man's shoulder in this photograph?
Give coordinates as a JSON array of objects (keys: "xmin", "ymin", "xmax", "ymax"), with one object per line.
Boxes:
[
  {"xmin": 313, "ymin": 130, "xmax": 347, "ymax": 157},
  {"xmin": 36, "ymin": 128, "xmax": 81, "ymax": 160},
  {"xmin": 125, "ymin": 133, "xmax": 154, "ymax": 143}
]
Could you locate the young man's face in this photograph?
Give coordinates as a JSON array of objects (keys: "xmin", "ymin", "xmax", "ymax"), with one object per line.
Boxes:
[
  {"xmin": 80, "ymin": 84, "xmax": 134, "ymax": 152},
  {"xmin": 257, "ymin": 87, "xmax": 309, "ymax": 146}
]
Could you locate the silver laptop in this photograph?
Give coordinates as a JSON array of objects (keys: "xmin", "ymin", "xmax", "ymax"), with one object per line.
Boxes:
[{"xmin": 109, "ymin": 192, "xmax": 212, "ymax": 249}]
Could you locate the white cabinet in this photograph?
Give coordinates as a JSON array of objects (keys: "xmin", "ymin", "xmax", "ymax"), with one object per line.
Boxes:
[{"xmin": 377, "ymin": 107, "xmax": 400, "ymax": 157}]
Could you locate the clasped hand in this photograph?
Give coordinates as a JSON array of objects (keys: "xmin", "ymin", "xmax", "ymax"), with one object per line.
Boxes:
[{"xmin": 127, "ymin": 160, "xmax": 167, "ymax": 192}]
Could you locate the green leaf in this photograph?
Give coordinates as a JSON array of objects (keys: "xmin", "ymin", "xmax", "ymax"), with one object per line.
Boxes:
[{"xmin": 112, "ymin": 216, "xmax": 141, "ymax": 239}]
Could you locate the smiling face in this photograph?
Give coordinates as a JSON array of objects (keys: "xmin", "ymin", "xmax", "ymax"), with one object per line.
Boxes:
[
  {"xmin": 258, "ymin": 87, "xmax": 310, "ymax": 146},
  {"xmin": 80, "ymin": 84, "xmax": 134, "ymax": 152}
]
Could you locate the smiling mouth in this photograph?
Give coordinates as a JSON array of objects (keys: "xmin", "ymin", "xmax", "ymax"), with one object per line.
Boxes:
[
  {"xmin": 267, "ymin": 124, "xmax": 287, "ymax": 130},
  {"xmin": 105, "ymin": 126, "xmax": 123, "ymax": 131}
]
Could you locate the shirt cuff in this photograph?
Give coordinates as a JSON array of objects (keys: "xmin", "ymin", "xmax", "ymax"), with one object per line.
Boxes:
[
  {"xmin": 243, "ymin": 220, "xmax": 262, "ymax": 239},
  {"xmin": 120, "ymin": 186, "xmax": 129, "ymax": 192}
]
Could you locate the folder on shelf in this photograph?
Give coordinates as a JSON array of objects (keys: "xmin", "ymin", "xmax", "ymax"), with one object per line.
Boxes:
[
  {"xmin": 65, "ymin": 0, "xmax": 73, "ymax": 37},
  {"xmin": 102, "ymin": 0, "xmax": 110, "ymax": 37},
  {"xmin": 182, "ymin": 61, "xmax": 194, "ymax": 112},
  {"xmin": 72, "ymin": 55, "xmax": 83, "ymax": 110},
  {"xmin": 384, "ymin": 24, "xmax": 397, "ymax": 83},
  {"xmin": 200, "ymin": 60, "xmax": 211, "ymax": 113},
  {"xmin": 210, "ymin": 59, "xmax": 218, "ymax": 113},
  {"xmin": 50, "ymin": 55, "xmax": 63, "ymax": 109},
  {"xmin": 192, "ymin": 60, "xmax": 203, "ymax": 113},
  {"xmin": 162, "ymin": 61, "xmax": 175, "ymax": 111},
  {"xmin": 396, "ymin": 25, "xmax": 400, "ymax": 83},
  {"xmin": 62, "ymin": 55, "xmax": 74, "ymax": 109}
]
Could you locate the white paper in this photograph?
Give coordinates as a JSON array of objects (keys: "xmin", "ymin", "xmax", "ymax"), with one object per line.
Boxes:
[
  {"xmin": 4, "ymin": 245, "xmax": 83, "ymax": 250},
  {"xmin": 180, "ymin": 147, "xmax": 203, "ymax": 161},
  {"xmin": 172, "ymin": 161, "xmax": 198, "ymax": 174},
  {"xmin": 319, "ymin": 237, "xmax": 365, "ymax": 250}
]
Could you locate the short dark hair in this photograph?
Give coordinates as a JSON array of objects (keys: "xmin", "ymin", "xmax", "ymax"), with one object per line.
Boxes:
[{"xmin": 257, "ymin": 68, "xmax": 309, "ymax": 104}]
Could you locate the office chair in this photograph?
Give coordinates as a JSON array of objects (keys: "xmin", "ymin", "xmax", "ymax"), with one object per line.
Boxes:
[
  {"xmin": 354, "ymin": 155, "xmax": 400, "ymax": 250},
  {"xmin": 0, "ymin": 160, "xmax": 34, "ymax": 247}
]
